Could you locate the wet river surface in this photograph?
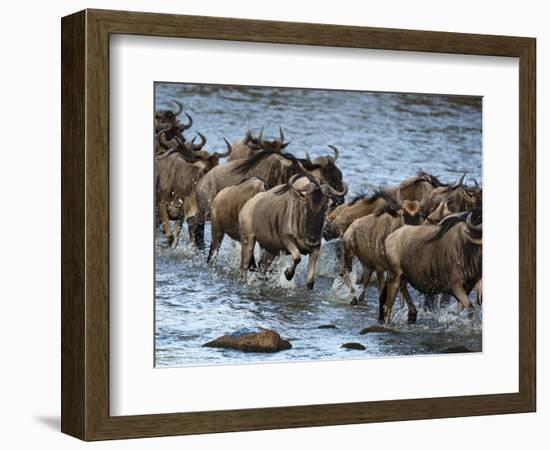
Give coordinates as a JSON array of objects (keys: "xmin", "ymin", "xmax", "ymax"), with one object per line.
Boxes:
[{"xmin": 154, "ymin": 83, "xmax": 482, "ymax": 367}]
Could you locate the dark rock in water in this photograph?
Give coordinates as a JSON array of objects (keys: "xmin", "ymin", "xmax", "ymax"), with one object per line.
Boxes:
[
  {"xmin": 360, "ymin": 325, "xmax": 399, "ymax": 335},
  {"xmin": 317, "ymin": 324, "xmax": 338, "ymax": 329},
  {"xmin": 441, "ymin": 345, "xmax": 474, "ymax": 354},
  {"xmin": 341, "ymin": 342, "xmax": 366, "ymax": 350},
  {"xmin": 204, "ymin": 328, "xmax": 292, "ymax": 353}
]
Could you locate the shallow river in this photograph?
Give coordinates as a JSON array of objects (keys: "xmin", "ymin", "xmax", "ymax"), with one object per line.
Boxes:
[{"xmin": 154, "ymin": 83, "xmax": 483, "ymax": 367}]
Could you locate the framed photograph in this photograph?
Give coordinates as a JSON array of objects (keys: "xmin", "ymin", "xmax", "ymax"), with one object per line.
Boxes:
[{"xmin": 61, "ymin": 9, "xmax": 536, "ymax": 441}]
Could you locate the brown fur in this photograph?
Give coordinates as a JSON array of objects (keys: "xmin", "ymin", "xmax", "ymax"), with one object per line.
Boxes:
[
  {"xmin": 191, "ymin": 150, "xmax": 345, "ymax": 248},
  {"xmin": 155, "ymin": 151, "xmax": 220, "ymax": 247},
  {"xmin": 340, "ymin": 200, "xmax": 422, "ymax": 305},
  {"xmin": 238, "ymin": 176, "xmax": 332, "ymax": 290},
  {"xmin": 208, "ymin": 177, "xmax": 268, "ymax": 263},
  {"xmin": 423, "ymin": 183, "xmax": 482, "ymax": 216},
  {"xmin": 227, "ymin": 130, "xmax": 263, "ymax": 161},
  {"xmin": 381, "ymin": 209, "xmax": 482, "ymax": 324},
  {"xmin": 398, "ymin": 172, "xmax": 447, "ymax": 203},
  {"xmin": 323, "ymin": 190, "xmax": 395, "ymax": 240}
]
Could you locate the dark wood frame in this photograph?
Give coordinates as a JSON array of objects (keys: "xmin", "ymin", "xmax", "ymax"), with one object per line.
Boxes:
[{"xmin": 61, "ymin": 8, "xmax": 536, "ymax": 441}]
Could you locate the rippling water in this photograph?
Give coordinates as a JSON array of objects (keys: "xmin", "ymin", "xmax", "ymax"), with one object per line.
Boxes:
[{"xmin": 154, "ymin": 82, "xmax": 482, "ymax": 367}]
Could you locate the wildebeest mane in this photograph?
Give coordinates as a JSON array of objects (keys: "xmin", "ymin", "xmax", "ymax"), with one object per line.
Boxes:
[
  {"xmin": 229, "ymin": 150, "xmax": 297, "ymax": 177},
  {"xmin": 374, "ymin": 199, "xmax": 401, "ymax": 217},
  {"xmin": 348, "ymin": 190, "xmax": 368, "ymax": 205},
  {"xmin": 417, "ymin": 171, "xmax": 448, "ymax": 187}
]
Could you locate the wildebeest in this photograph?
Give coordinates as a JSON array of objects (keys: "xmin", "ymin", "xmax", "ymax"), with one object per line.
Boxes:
[
  {"xmin": 381, "ymin": 208, "xmax": 482, "ymax": 324},
  {"xmin": 155, "ymin": 99, "xmax": 193, "ymax": 152},
  {"xmin": 156, "ymin": 135, "xmax": 231, "ymax": 247},
  {"xmin": 323, "ymin": 190, "xmax": 396, "ymax": 241},
  {"xmin": 208, "ymin": 176, "xmax": 268, "ymax": 263},
  {"xmin": 422, "ymin": 174, "xmax": 482, "ymax": 216},
  {"xmin": 397, "ymin": 172, "xmax": 448, "ymax": 203},
  {"xmin": 302, "ymin": 145, "xmax": 346, "ymax": 208},
  {"xmin": 191, "ymin": 137, "xmax": 345, "ymax": 248},
  {"xmin": 238, "ymin": 173, "xmax": 347, "ymax": 289},
  {"xmin": 423, "ymin": 201, "xmax": 450, "ymax": 224},
  {"xmin": 227, "ymin": 128, "xmax": 271, "ymax": 161},
  {"xmin": 340, "ymin": 200, "xmax": 422, "ymax": 305}
]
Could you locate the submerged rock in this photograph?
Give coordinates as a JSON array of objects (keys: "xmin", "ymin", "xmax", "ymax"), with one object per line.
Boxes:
[
  {"xmin": 441, "ymin": 345, "xmax": 474, "ymax": 354},
  {"xmin": 204, "ymin": 328, "xmax": 292, "ymax": 353},
  {"xmin": 317, "ymin": 324, "xmax": 338, "ymax": 329},
  {"xmin": 360, "ymin": 325, "xmax": 399, "ymax": 335},
  {"xmin": 341, "ymin": 342, "xmax": 366, "ymax": 350}
]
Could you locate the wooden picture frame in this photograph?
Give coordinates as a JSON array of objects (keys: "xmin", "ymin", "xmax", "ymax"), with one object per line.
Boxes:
[{"xmin": 61, "ymin": 9, "xmax": 536, "ymax": 441}]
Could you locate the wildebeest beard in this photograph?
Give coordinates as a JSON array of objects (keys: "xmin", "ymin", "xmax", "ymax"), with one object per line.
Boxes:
[{"xmin": 303, "ymin": 192, "xmax": 327, "ymax": 245}]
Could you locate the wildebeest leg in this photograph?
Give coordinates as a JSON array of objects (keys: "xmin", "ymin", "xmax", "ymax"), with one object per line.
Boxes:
[
  {"xmin": 187, "ymin": 214, "xmax": 205, "ymax": 250},
  {"xmin": 282, "ymin": 238, "xmax": 301, "ymax": 281},
  {"xmin": 340, "ymin": 242, "xmax": 358, "ymax": 304},
  {"xmin": 475, "ymin": 279, "xmax": 483, "ymax": 305},
  {"xmin": 383, "ymin": 272, "xmax": 402, "ymax": 325},
  {"xmin": 306, "ymin": 247, "xmax": 321, "ymax": 290},
  {"xmin": 357, "ymin": 268, "xmax": 373, "ymax": 304},
  {"xmin": 158, "ymin": 201, "xmax": 173, "ymax": 245},
  {"xmin": 424, "ymin": 294, "xmax": 435, "ymax": 312},
  {"xmin": 375, "ymin": 270, "xmax": 385, "ymax": 302},
  {"xmin": 259, "ymin": 251, "xmax": 276, "ymax": 275},
  {"xmin": 248, "ymin": 254, "xmax": 258, "ymax": 271},
  {"xmin": 207, "ymin": 223, "xmax": 224, "ymax": 264},
  {"xmin": 239, "ymin": 235, "xmax": 256, "ymax": 282},
  {"xmin": 452, "ymin": 285, "xmax": 474, "ymax": 314},
  {"xmin": 171, "ymin": 219, "xmax": 183, "ymax": 248},
  {"xmin": 399, "ymin": 282, "xmax": 417, "ymax": 323}
]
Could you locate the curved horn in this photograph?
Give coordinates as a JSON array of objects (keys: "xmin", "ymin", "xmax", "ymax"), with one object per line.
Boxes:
[
  {"xmin": 466, "ymin": 212, "xmax": 482, "ymax": 231},
  {"xmin": 327, "ymin": 145, "xmax": 339, "ymax": 162},
  {"xmin": 215, "ymin": 138, "xmax": 233, "ymax": 158},
  {"xmin": 180, "ymin": 112, "xmax": 193, "ymax": 131},
  {"xmin": 258, "ymin": 127, "xmax": 265, "ymax": 148},
  {"xmin": 279, "ymin": 125, "xmax": 285, "ymax": 142},
  {"xmin": 304, "ymin": 151, "xmax": 313, "ymax": 164},
  {"xmin": 473, "ymin": 178, "xmax": 479, "ymax": 187},
  {"xmin": 170, "ymin": 99, "xmax": 183, "ymax": 116},
  {"xmin": 324, "ymin": 181, "xmax": 348, "ymax": 198},
  {"xmin": 192, "ymin": 132, "xmax": 206, "ymax": 150},
  {"xmin": 457, "ymin": 172, "xmax": 467, "ymax": 186},
  {"xmin": 287, "ymin": 174, "xmax": 307, "ymax": 202}
]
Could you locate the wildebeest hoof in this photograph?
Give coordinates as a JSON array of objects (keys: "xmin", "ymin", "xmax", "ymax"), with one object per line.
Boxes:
[
  {"xmin": 284, "ymin": 269, "xmax": 294, "ymax": 281},
  {"xmin": 306, "ymin": 281, "xmax": 314, "ymax": 290},
  {"xmin": 408, "ymin": 311, "xmax": 418, "ymax": 323},
  {"xmin": 349, "ymin": 298, "xmax": 358, "ymax": 306}
]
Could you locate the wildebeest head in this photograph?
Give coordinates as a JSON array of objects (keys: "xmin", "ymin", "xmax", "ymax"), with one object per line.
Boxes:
[
  {"xmin": 423, "ymin": 201, "xmax": 450, "ymax": 224},
  {"xmin": 447, "ymin": 174, "xmax": 482, "ymax": 212},
  {"xmin": 155, "ymin": 99, "xmax": 193, "ymax": 134},
  {"xmin": 257, "ymin": 126, "xmax": 291, "ymax": 153},
  {"xmin": 322, "ymin": 189, "xmax": 394, "ymax": 240},
  {"xmin": 427, "ymin": 207, "xmax": 482, "ymax": 245},
  {"xmin": 285, "ymin": 173, "xmax": 348, "ymax": 245},
  {"xmin": 156, "ymin": 131, "xmax": 207, "ymax": 160},
  {"xmin": 301, "ymin": 146, "xmax": 346, "ymax": 208},
  {"xmin": 243, "ymin": 128, "xmax": 263, "ymax": 151}
]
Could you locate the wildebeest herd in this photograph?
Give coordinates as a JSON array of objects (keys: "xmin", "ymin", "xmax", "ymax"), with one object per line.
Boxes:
[{"xmin": 155, "ymin": 99, "xmax": 483, "ymax": 326}]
